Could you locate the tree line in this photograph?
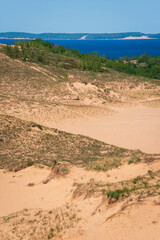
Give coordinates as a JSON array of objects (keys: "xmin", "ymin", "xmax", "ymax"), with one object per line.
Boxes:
[{"xmin": 3, "ymin": 38, "xmax": 160, "ymax": 79}]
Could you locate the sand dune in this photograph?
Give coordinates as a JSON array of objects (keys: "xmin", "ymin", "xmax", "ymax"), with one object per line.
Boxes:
[
  {"xmin": 0, "ymin": 161, "xmax": 160, "ymax": 239},
  {"xmin": 0, "ymin": 47, "xmax": 160, "ymax": 239},
  {"xmin": 0, "ymin": 159, "xmax": 159, "ymax": 217},
  {"xmin": 58, "ymin": 106, "xmax": 160, "ymax": 154}
]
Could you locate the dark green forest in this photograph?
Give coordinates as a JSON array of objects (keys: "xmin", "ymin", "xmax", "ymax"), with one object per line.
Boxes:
[{"xmin": 3, "ymin": 38, "xmax": 160, "ymax": 79}]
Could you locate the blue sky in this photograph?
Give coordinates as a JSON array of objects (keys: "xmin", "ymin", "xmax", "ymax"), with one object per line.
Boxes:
[{"xmin": 0, "ymin": 0, "xmax": 160, "ymax": 33}]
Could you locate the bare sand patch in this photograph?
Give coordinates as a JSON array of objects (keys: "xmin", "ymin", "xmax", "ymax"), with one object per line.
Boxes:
[
  {"xmin": 59, "ymin": 106, "xmax": 160, "ymax": 154},
  {"xmin": 67, "ymin": 196, "xmax": 160, "ymax": 240},
  {"xmin": 0, "ymin": 166, "xmax": 73, "ymax": 217}
]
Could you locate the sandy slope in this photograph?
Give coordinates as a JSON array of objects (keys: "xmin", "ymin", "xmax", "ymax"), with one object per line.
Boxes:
[
  {"xmin": 69, "ymin": 197, "xmax": 160, "ymax": 240},
  {"xmin": 0, "ymin": 105, "xmax": 160, "ymax": 239},
  {"xmin": 58, "ymin": 106, "xmax": 160, "ymax": 154},
  {"xmin": 0, "ymin": 160, "xmax": 159, "ymax": 216},
  {"xmin": 0, "ymin": 161, "xmax": 160, "ymax": 240},
  {"xmin": 0, "ymin": 51, "xmax": 160, "ymax": 239}
]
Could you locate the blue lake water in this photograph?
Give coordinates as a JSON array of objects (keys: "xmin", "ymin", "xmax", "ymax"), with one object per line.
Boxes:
[{"xmin": 1, "ymin": 39, "xmax": 160, "ymax": 59}]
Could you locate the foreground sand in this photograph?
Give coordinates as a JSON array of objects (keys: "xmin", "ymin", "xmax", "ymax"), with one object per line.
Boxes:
[
  {"xmin": 0, "ymin": 160, "xmax": 160, "ymax": 240},
  {"xmin": 0, "ymin": 161, "xmax": 159, "ymax": 217}
]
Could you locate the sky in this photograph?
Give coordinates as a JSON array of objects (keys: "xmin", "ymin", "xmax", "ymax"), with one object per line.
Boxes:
[{"xmin": 0, "ymin": 0, "xmax": 160, "ymax": 33}]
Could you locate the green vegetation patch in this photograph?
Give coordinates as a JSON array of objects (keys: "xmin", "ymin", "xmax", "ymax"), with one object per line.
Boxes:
[
  {"xmin": 106, "ymin": 188, "xmax": 129, "ymax": 200},
  {"xmin": 3, "ymin": 39, "xmax": 107, "ymax": 72},
  {"xmin": 105, "ymin": 53, "xmax": 160, "ymax": 81}
]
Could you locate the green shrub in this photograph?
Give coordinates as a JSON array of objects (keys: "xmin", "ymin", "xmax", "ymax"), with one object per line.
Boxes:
[
  {"xmin": 128, "ymin": 160, "xmax": 133, "ymax": 164},
  {"xmin": 129, "ymin": 156, "xmax": 141, "ymax": 164},
  {"xmin": 36, "ymin": 124, "xmax": 43, "ymax": 130},
  {"xmin": 148, "ymin": 170, "xmax": 155, "ymax": 178},
  {"xmin": 107, "ymin": 187, "xmax": 129, "ymax": 200},
  {"xmin": 132, "ymin": 176, "xmax": 141, "ymax": 184},
  {"xmin": 27, "ymin": 161, "xmax": 34, "ymax": 166}
]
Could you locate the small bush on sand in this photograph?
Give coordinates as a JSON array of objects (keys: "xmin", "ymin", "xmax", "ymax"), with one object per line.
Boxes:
[{"xmin": 107, "ymin": 187, "xmax": 129, "ymax": 200}]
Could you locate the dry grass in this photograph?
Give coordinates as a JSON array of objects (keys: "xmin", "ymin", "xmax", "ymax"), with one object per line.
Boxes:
[
  {"xmin": 0, "ymin": 114, "xmax": 152, "ymax": 170},
  {"xmin": 0, "ymin": 50, "xmax": 160, "ymax": 136},
  {"xmin": 72, "ymin": 169, "xmax": 160, "ymax": 201},
  {"xmin": 0, "ymin": 204, "xmax": 80, "ymax": 240},
  {"xmin": 0, "ymin": 51, "xmax": 160, "ymax": 110}
]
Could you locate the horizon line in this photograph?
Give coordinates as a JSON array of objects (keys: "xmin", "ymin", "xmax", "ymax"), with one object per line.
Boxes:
[{"xmin": 0, "ymin": 31, "xmax": 160, "ymax": 34}]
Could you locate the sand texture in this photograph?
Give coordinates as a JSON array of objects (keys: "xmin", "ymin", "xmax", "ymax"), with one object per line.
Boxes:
[{"xmin": 0, "ymin": 49, "xmax": 160, "ymax": 239}]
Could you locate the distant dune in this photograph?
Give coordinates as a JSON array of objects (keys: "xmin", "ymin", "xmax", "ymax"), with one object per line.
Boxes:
[
  {"xmin": 123, "ymin": 36, "xmax": 151, "ymax": 40},
  {"xmin": 79, "ymin": 35, "xmax": 88, "ymax": 40},
  {"xmin": 0, "ymin": 32, "xmax": 160, "ymax": 40}
]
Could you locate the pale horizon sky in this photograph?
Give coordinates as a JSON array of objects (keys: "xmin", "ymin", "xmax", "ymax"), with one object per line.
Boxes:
[{"xmin": 0, "ymin": 0, "xmax": 160, "ymax": 34}]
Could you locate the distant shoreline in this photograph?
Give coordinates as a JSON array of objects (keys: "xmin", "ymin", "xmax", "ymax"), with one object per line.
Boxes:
[
  {"xmin": 0, "ymin": 32, "xmax": 159, "ymax": 40},
  {"xmin": 0, "ymin": 38, "xmax": 157, "ymax": 41}
]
